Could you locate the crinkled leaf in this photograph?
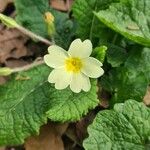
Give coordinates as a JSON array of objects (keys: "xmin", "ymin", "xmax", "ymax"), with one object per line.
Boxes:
[
  {"xmin": 107, "ymin": 44, "xmax": 128, "ymax": 67},
  {"xmin": 0, "ymin": 64, "xmax": 98, "ymax": 145},
  {"xmin": 101, "ymin": 47, "xmax": 150, "ymax": 104},
  {"xmin": 101, "ymin": 67, "xmax": 148, "ymax": 104},
  {"xmin": 46, "ymin": 79, "xmax": 98, "ymax": 122},
  {"xmin": 84, "ymin": 100, "xmax": 150, "ymax": 150},
  {"xmin": 125, "ymin": 47, "xmax": 150, "ymax": 82},
  {"xmin": 72, "ymin": 0, "xmax": 118, "ymax": 44},
  {"xmin": 95, "ymin": 0, "xmax": 150, "ymax": 46}
]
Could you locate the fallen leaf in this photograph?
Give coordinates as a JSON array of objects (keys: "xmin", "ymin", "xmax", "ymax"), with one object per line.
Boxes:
[
  {"xmin": 5, "ymin": 59, "xmax": 29, "ymax": 68},
  {"xmin": 64, "ymin": 112, "xmax": 96, "ymax": 148},
  {"xmin": 50, "ymin": 0, "xmax": 73, "ymax": 11},
  {"xmin": 51, "ymin": 0, "xmax": 67, "ymax": 11},
  {"xmin": 65, "ymin": 124, "xmax": 78, "ymax": 145},
  {"xmin": 54, "ymin": 123, "xmax": 69, "ymax": 136},
  {"xmin": 0, "ymin": 0, "xmax": 13, "ymax": 12},
  {"xmin": 0, "ymin": 26, "xmax": 32, "ymax": 64},
  {"xmin": 98, "ymin": 89, "xmax": 110, "ymax": 108},
  {"xmin": 25, "ymin": 123, "xmax": 68, "ymax": 150},
  {"xmin": 76, "ymin": 112, "xmax": 95, "ymax": 142}
]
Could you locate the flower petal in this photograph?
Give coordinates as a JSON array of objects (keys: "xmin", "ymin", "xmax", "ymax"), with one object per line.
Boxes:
[
  {"xmin": 70, "ymin": 73, "xmax": 91, "ymax": 93},
  {"xmin": 81, "ymin": 57, "xmax": 104, "ymax": 78},
  {"xmin": 82, "ymin": 76, "xmax": 91, "ymax": 92},
  {"xmin": 44, "ymin": 45, "xmax": 68, "ymax": 68},
  {"xmin": 68, "ymin": 39, "xmax": 92, "ymax": 58},
  {"xmin": 48, "ymin": 68, "xmax": 71, "ymax": 89}
]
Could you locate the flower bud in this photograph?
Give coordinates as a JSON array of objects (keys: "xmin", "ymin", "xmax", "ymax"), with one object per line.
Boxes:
[
  {"xmin": 0, "ymin": 67, "xmax": 12, "ymax": 76},
  {"xmin": 44, "ymin": 12, "xmax": 55, "ymax": 36}
]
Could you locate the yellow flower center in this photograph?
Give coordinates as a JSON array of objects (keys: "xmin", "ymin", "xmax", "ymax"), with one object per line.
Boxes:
[{"xmin": 65, "ymin": 57, "xmax": 82, "ymax": 73}]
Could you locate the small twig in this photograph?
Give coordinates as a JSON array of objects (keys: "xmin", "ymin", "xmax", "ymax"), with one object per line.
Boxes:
[
  {"xmin": 0, "ymin": 13, "xmax": 53, "ymax": 45},
  {"xmin": 12, "ymin": 60, "xmax": 45, "ymax": 73},
  {"xmin": 51, "ymin": 36, "xmax": 55, "ymax": 44},
  {"xmin": 17, "ymin": 26, "xmax": 53, "ymax": 46}
]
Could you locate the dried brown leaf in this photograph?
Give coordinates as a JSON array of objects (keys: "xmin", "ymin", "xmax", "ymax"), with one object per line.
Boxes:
[
  {"xmin": 0, "ymin": 0, "xmax": 13, "ymax": 12},
  {"xmin": 5, "ymin": 59, "xmax": 29, "ymax": 68},
  {"xmin": 25, "ymin": 123, "xmax": 68, "ymax": 150},
  {"xmin": 76, "ymin": 112, "xmax": 95, "ymax": 142},
  {"xmin": 0, "ymin": 26, "xmax": 32, "ymax": 64},
  {"xmin": 98, "ymin": 89, "xmax": 110, "ymax": 108},
  {"xmin": 51, "ymin": 0, "xmax": 67, "ymax": 11},
  {"xmin": 50, "ymin": 0, "xmax": 73, "ymax": 11}
]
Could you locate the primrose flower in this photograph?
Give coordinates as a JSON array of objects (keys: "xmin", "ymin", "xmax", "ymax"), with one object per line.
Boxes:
[{"xmin": 44, "ymin": 39, "xmax": 104, "ymax": 93}]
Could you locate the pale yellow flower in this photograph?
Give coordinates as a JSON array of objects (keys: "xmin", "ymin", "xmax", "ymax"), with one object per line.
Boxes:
[{"xmin": 44, "ymin": 39, "xmax": 104, "ymax": 93}]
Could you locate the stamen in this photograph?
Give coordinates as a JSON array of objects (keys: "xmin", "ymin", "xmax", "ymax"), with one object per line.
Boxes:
[{"xmin": 65, "ymin": 57, "xmax": 82, "ymax": 73}]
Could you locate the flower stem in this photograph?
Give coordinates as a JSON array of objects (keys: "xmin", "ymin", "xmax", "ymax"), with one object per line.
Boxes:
[
  {"xmin": 17, "ymin": 26, "xmax": 53, "ymax": 45},
  {"xmin": 12, "ymin": 60, "xmax": 45, "ymax": 73}
]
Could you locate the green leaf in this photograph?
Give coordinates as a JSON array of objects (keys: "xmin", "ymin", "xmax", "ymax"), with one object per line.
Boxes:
[
  {"xmin": 101, "ymin": 46, "xmax": 150, "ymax": 104},
  {"xmin": 46, "ymin": 79, "xmax": 98, "ymax": 122},
  {"xmin": 92, "ymin": 46, "xmax": 107, "ymax": 63},
  {"xmin": 101, "ymin": 67, "xmax": 148, "ymax": 105},
  {"xmin": 107, "ymin": 44, "xmax": 128, "ymax": 67},
  {"xmin": 0, "ymin": 64, "xmax": 98, "ymax": 145},
  {"xmin": 84, "ymin": 100, "xmax": 150, "ymax": 150},
  {"xmin": 15, "ymin": 0, "xmax": 49, "ymax": 37},
  {"xmin": 95, "ymin": 0, "xmax": 150, "ymax": 47},
  {"xmin": 0, "ymin": 65, "xmax": 50, "ymax": 145},
  {"xmin": 125, "ymin": 47, "xmax": 150, "ymax": 82},
  {"xmin": 72, "ymin": 0, "xmax": 118, "ymax": 44}
]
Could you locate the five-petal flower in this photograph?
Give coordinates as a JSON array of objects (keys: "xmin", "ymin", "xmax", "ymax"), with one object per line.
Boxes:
[{"xmin": 44, "ymin": 39, "xmax": 104, "ymax": 93}]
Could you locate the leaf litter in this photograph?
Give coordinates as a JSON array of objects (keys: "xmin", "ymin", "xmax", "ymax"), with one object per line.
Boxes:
[{"xmin": 25, "ymin": 123, "xmax": 68, "ymax": 150}]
